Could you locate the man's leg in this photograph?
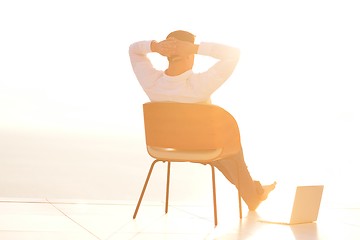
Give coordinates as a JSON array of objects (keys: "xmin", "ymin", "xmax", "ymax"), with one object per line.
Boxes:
[{"xmin": 212, "ymin": 152, "xmax": 275, "ymax": 210}]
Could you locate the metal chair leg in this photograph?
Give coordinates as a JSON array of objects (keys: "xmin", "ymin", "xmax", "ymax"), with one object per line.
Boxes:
[
  {"xmin": 238, "ymin": 189, "xmax": 242, "ymax": 219},
  {"xmin": 211, "ymin": 165, "xmax": 218, "ymax": 226},
  {"xmin": 133, "ymin": 160, "xmax": 160, "ymax": 219},
  {"xmin": 165, "ymin": 161, "xmax": 171, "ymax": 213}
]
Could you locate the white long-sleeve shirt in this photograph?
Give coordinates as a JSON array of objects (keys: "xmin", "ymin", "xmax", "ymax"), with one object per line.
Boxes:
[{"xmin": 129, "ymin": 40, "xmax": 240, "ymax": 103}]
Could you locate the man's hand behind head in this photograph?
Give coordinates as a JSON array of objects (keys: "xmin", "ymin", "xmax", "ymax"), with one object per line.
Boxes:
[{"xmin": 152, "ymin": 38, "xmax": 199, "ymax": 58}]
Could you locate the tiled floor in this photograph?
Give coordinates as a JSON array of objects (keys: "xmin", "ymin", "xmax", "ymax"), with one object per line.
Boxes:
[{"xmin": 0, "ymin": 198, "xmax": 359, "ymax": 240}]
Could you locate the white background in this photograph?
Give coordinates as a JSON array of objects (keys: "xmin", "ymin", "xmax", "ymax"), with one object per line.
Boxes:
[{"xmin": 1, "ymin": 0, "xmax": 359, "ymax": 207}]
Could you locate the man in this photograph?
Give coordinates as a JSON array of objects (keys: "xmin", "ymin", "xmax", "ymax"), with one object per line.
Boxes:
[{"xmin": 129, "ymin": 30, "xmax": 276, "ymax": 210}]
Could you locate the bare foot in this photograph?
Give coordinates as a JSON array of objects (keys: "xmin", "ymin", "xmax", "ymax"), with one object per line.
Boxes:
[
  {"xmin": 248, "ymin": 181, "xmax": 277, "ymax": 211},
  {"xmin": 260, "ymin": 181, "xmax": 277, "ymax": 201}
]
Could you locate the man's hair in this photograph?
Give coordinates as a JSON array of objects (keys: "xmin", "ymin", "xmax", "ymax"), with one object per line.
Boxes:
[{"xmin": 166, "ymin": 30, "xmax": 195, "ymax": 43}]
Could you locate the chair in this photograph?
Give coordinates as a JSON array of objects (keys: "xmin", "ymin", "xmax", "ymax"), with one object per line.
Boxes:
[{"xmin": 133, "ymin": 102, "xmax": 243, "ymax": 226}]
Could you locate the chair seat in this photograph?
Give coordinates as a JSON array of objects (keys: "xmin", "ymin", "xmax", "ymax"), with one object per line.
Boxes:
[{"xmin": 147, "ymin": 146, "xmax": 222, "ymax": 162}]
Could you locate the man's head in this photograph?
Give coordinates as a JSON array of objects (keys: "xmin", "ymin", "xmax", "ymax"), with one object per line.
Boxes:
[
  {"xmin": 166, "ymin": 30, "xmax": 196, "ymax": 64},
  {"xmin": 166, "ymin": 30, "xmax": 195, "ymax": 43}
]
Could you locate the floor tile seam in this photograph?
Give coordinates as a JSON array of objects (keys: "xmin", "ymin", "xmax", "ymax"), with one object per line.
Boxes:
[
  {"xmin": 0, "ymin": 198, "xmax": 49, "ymax": 204},
  {"xmin": 126, "ymin": 214, "xmax": 167, "ymax": 240},
  {"xmin": 40, "ymin": 200, "xmax": 139, "ymax": 206},
  {"xmin": 0, "ymin": 198, "xmax": 143, "ymax": 206},
  {"xmin": 107, "ymin": 204, "xmax": 192, "ymax": 238},
  {"xmin": 100, "ymin": 217, "xmax": 141, "ymax": 240},
  {"xmin": 102, "ymin": 223, "xmax": 138, "ymax": 240},
  {"xmin": 126, "ymin": 231, "xmax": 210, "ymax": 238},
  {"xmin": 130, "ymin": 213, "xmax": 215, "ymax": 237},
  {"xmin": 169, "ymin": 205, "xmax": 214, "ymax": 223},
  {"xmin": 45, "ymin": 198, "xmax": 103, "ymax": 240}
]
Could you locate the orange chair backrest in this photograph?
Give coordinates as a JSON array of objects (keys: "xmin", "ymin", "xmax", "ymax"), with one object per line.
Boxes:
[{"xmin": 143, "ymin": 102, "xmax": 242, "ymax": 156}]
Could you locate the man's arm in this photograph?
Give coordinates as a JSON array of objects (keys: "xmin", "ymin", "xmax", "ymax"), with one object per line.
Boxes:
[
  {"xmin": 187, "ymin": 42, "xmax": 240, "ymax": 98},
  {"xmin": 129, "ymin": 41, "xmax": 163, "ymax": 88}
]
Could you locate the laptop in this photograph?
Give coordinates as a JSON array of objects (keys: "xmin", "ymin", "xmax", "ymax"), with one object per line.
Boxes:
[{"xmin": 259, "ymin": 185, "xmax": 324, "ymax": 225}]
